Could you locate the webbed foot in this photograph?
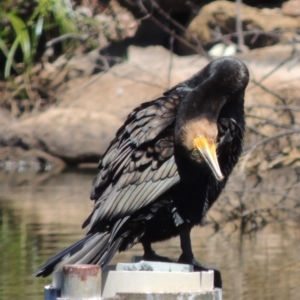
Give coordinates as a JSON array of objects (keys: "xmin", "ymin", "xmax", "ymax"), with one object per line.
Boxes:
[
  {"xmin": 142, "ymin": 241, "xmax": 174, "ymax": 263},
  {"xmin": 143, "ymin": 249, "xmax": 174, "ymax": 263}
]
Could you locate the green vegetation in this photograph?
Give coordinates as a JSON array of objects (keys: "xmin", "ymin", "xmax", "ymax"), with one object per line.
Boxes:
[{"xmin": 0, "ymin": 0, "xmax": 79, "ymax": 79}]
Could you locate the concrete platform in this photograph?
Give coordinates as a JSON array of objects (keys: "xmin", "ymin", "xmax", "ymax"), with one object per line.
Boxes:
[
  {"xmin": 101, "ymin": 261, "xmax": 218, "ymax": 299},
  {"xmin": 45, "ymin": 261, "xmax": 222, "ymax": 300}
]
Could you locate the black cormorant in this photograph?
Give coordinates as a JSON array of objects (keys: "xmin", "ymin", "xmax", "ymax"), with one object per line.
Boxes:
[{"xmin": 35, "ymin": 57, "xmax": 249, "ymax": 288}]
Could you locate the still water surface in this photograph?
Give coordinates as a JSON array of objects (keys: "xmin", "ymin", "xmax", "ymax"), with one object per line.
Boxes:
[{"xmin": 0, "ymin": 169, "xmax": 299, "ymax": 300}]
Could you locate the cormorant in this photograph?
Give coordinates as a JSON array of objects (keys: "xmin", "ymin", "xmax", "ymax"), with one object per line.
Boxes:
[{"xmin": 35, "ymin": 57, "xmax": 249, "ymax": 288}]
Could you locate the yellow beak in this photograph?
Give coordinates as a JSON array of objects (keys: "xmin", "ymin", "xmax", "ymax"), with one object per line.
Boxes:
[{"xmin": 193, "ymin": 137, "xmax": 224, "ymax": 182}]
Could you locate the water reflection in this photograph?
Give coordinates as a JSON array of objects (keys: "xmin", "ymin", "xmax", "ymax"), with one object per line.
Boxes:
[{"xmin": 0, "ymin": 169, "xmax": 299, "ymax": 300}]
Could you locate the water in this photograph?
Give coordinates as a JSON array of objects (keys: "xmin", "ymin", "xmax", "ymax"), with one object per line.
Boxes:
[{"xmin": 0, "ymin": 168, "xmax": 299, "ymax": 300}]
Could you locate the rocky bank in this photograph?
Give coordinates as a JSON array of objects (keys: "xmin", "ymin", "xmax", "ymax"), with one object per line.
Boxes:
[{"xmin": 1, "ymin": 0, "xmax": 300, "ymax": 174}]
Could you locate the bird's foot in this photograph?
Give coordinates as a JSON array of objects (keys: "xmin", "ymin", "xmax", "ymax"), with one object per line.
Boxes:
[
  {"xmin": 178, "ymin": 254, "xmax": 222, "ymax": 288},
  {"xmin": 143, "ymin": 250, "xmax": 174, "ymax": 263}
]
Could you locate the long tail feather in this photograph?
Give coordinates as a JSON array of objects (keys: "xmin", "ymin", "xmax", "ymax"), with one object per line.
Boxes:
[{"xmin": 35, "ymin": 232, "xmax": 119, "ymax": 277}]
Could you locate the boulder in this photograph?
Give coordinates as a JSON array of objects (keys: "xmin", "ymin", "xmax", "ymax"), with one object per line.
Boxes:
[
  {"xmin": 1, "ymin": 44, "xmax": 300, "ymax": 171},
  {"xmin": 282, "ymin": 0, "xmax": 300, "ymax": 17},
  {"xmin": 0, "ymin": 108, "xmax": 122, "ymax": 163},
  {"xmin": 0, "ymin": 147, "xmax": 65, "ymax": 173},
  {"xmin": 0, "ymin": 46, "xmax": 208, "ymax": 164},
  {"xmin": 184, "ymin": 1, "xmax": 300, "ymax": 51}
]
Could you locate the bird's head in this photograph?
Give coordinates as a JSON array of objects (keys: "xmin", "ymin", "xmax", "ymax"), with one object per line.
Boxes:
[
  {"xmin": 174, "ymin": 57, "xmax": 249, "ymax": 181},
  {"xmin": 177, "ymin": 117, "xmax": 224, "ymax": 181}
]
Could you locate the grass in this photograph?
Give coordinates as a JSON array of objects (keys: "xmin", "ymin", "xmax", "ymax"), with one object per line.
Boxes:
[{"xmin": 0, "ymin": 0, "xmax": 78, "ymax": 79}]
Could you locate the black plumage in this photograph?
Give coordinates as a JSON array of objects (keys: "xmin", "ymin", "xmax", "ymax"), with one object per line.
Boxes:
[{"xmin": 35, "ymin": 57, "xmax": 249, "ymax": 287}]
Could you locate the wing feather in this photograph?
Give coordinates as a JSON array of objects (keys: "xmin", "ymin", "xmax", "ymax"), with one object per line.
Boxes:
[
  {"xmin": 88, "ymin": 95, "xmax": 182, "ymax": 229},
  {"xmin": 123, "ymin": 182, "xmax": 148, "ymax": 212},
  {"xmin": 90, "ymin": 164, "xmax": 180, "ymax": 224}
]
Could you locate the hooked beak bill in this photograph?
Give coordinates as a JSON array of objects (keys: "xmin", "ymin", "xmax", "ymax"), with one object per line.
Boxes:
[{"xmin": 193, "ymin": 137, "xmax": 224, "ymax": 182}]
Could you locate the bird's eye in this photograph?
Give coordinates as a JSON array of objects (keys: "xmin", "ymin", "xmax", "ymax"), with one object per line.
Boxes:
[{"xmin": 191, "ymin": 149, "xmax": 200, "ymax": 158}]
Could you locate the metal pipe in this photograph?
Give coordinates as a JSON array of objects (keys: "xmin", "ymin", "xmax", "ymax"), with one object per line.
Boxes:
[{"xmin": 60, "ymin": 264, "xmax": 101, "ymax": 299}]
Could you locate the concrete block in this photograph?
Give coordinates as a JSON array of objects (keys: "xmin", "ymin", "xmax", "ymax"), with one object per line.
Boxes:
[
  {"xmin": 116, "ymin": 260, "xmax": 193, "ymax": 272},
  {"xmin": 116, "ymin": 291, "xmax": 222, "ymax": 300},
  {"xmin": 200, "ymin": 271, "xmax": 214, "ymax": 291},
  {"xmin": 102, "ymin": 270, "xmax": 214, "ymax": 298}
]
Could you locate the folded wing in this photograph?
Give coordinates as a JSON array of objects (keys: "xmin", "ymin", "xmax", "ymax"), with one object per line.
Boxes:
[{"xmin": 86, "ymin": 94, "xmax": 182, "ymax": 230}]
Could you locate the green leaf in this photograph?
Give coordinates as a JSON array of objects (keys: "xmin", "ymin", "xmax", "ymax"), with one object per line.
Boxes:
[
  {"xmin": 31, "ymin": 15, "xmax": 44, "ymax": 58},
  {"xmin": 35, "ymin": 15, "xmax": 44, "ymax": 38},
  {"xmin": 7, "ymin": 12, "xmax": 31, "ymax": 64},
  {"xmin": 0, "ymin": 37, "xmax": 9, "ymax": 57},
  {"xmin": 4, "ymin": 36, "xmax": 20, "ymax": 78}
]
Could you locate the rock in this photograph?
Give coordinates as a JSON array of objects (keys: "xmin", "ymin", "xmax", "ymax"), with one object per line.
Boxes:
[
  {"xmin": 0, "ymin": 147, "xmax": 65, "ymax": 172},
  {"xmin": 0, "ymin": 46, "xmax": 208, "ymax": 164},
  {"xmin": 49, "ymin": 49, "xmax": 102, "ymax": 83},
  {"xmin": 56, "ymin": 46, "xmax": 207, "ymax": 116},
  {"xmin": 0, "ymin": 108, "xmax": 14, "ymax": 126},
  {"xmin": 1, "ymin": 44, "xmax": 300, "ymax": 168},
  {"xmin": 237, "ymin": 44, "xmax": 300, "ymax": 173},
  {"xmin": 0, "ymin": 108, "xmax": 122, "ymax": 163},
  {"xmin": 184, "ymin": 1, "xmax": 300, "ymax": 52},
  {"xmin": 100, "ymin": 0, "xmax": 138, "ymax": 40},
  {"xmin": 282, "ymin": 0, "xmax": 300, "ymax": 17}
]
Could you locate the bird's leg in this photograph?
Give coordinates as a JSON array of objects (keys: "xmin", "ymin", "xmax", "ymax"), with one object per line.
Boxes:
[
  {"xmin": 142, "ymin": 242, "xmax": 174, "ymax": 262},
  {"xmin": 177, "ymin": 224, "xmax": 222, "ymax": 288}
]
